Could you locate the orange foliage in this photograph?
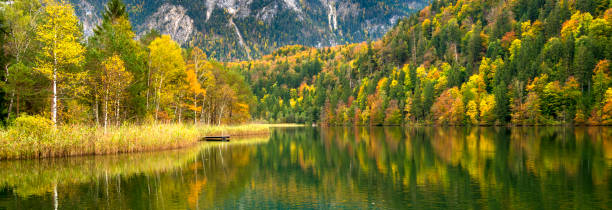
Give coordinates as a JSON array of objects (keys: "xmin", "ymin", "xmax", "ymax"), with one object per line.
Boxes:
[
  {"xmin": 431, "ymin": 87, "xmax": 464, "ymax": 125},
  {"xmin": 501, "ymin": 31, "xmax": 516, "ymax": 48}
]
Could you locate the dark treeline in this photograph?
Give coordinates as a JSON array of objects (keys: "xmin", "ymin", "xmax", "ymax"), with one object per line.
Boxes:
[{"xmin": 230, "ymin": 0, "xmax": 612, "ymax": 126}]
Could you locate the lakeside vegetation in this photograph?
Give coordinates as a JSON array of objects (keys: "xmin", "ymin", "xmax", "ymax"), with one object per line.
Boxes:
[
  {"xmin": 0, "ymin": 136, "xmax": 268, "ymax": 197},
  {"xmin": 0, "ymin": 115, "xmax": 271, "ymax": 160}
]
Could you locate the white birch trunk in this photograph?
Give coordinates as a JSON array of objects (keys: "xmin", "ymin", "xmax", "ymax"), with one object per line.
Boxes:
[
  {"xmin": 51, "ymin": 28, "xmax": 58, "ymax": 125},
  {"xmin": 218, "ymin": 104, "xmax": 225, "ymax": 126},
  {"xmin": 104, "ymin": 86, "xmax": 109, "ymax": 129},
  {"xmin": 194, "ymin": 94, "xmax": 197, "ymax": 124},
  {"xmin": 155, "ymin": 77, "xmax": 164, "ymax": 121}
]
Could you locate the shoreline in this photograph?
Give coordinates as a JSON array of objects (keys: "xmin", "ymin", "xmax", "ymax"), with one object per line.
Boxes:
[{"xmin": 0, "ymin": 123, "xmax": 299, "ymax": 160}]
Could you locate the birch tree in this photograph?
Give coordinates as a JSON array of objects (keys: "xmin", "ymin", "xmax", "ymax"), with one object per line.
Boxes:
[
  {"xmin": 101, "ymin": 55, "xmax": 132, "ymax": 128},
  {"xmin": 35, "ymin": 0, "xmax": 84, "ymax": 125},
  {"xmin": 148, "ymin": 35, "xmax": 184, "ymax": 121}
]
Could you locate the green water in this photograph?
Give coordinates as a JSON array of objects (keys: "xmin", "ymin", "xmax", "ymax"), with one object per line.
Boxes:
[{"xmin": 0, "ymin": 127, "xmax": 611, "ymax": 209}]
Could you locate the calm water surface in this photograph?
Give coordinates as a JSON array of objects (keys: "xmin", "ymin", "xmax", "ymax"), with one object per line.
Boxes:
[{"xmin": 0, "ymin": 127, "xmax": 611, "ymax": 209}]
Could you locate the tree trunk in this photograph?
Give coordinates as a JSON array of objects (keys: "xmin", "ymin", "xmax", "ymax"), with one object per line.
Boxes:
[
  {"xmin": 218, "ymin": 104, "xmax": 224, "ymax": 126},
  {"xmin": 175, "ymin": 102, "xmax": 181, "ymax": 124},
  {"xmin": 52, "ymin": 27, "xmax": 58, "ymax": 126},
  {"xmin": 15, "ymin": 92, "xmax": 20, "ymax": 116},
  {"xmin": 7, "ymin": 91, "xmax": 14, "ymax": 120},
  {"xmin": 5, "ymin": 64, "xmax": 13, "ymax": 120},
  {"xmin": 177, "ymin": 93, "xmax": 182, "ymax": 124},
  {"xmin": 95, "ymin": 94, "xmax": 99, "ymax": 125},
  {"xmin": 115, "ymin": 96, "xmax": 120, "ymax": 127},
  {"xmin": 146, "ymin": 59, "xmax": 151, "ymax": 110},
  {"xmin": 52, "ymin": 65, "xmax": 58, "ymax": 125},
  {"xmin": 155, "ymin": 77, "xmax": 164, "ymax": 121},
  {"xmin": 200, "ymin": 97, "xmax": 206, "ymax": 124},
  {"xmin": 194, "ymin": 94, "xmax": 197, "ymax": 124},
  {"xmin": 207, "ymin": 100, "xmax": 212, "ymax": 125},
  {"xmin": 4, "ymin": 64, "xmax": 8, "ymax": 83},
  {"xmin": 104, "ymin": 85, "xmax": 109, "ymax": 129}
]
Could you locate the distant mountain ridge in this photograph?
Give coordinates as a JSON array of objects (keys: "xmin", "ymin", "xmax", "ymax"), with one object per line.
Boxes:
[{"xmin": 70, "ymin": 0, "xmax": 426, "ymax": 60}]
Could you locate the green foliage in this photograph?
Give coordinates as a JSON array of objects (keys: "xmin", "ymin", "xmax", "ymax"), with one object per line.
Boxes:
[
  {"xmin": 10, "ymin": 114, "xmax": 53, "ymax": 137},
  {"xmin": 0, "ymin": 0, "xmax": 255, "ymax": 125},
  {"xmin": 229, "ymin": 0, "xmax": 611, "ymax": 126},
  {"xmin": 1, "ymin": 0, "xmax": 612, "ymax": 127}
]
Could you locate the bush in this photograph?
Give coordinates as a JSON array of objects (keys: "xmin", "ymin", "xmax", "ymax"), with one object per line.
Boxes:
[{"xmin": 10, "ymin": 115, "xmax": 54, "ymax": 138}]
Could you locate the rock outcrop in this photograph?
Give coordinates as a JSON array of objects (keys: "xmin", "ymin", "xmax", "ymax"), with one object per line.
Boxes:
[
  {"xmin": 70, "ymin": 0, "xmax": 426, "ymax": 60},
  {"xmin": 141, "ymin": 4, "xmax": 194, "ymax": 45}
]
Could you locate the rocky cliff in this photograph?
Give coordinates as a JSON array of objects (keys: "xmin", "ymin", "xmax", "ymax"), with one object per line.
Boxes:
[{"xmin": 71, "ymin": 0, "xmax": 426, "ymax": 60}]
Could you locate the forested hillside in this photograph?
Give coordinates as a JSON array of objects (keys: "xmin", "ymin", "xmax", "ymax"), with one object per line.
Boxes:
[{"xmin": 230, "ymin": 0, "xmax": 612, "ymax": 125}]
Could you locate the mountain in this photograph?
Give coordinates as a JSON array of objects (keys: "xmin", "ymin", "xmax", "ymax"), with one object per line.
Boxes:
[{"xmin": 70, "ymin": 0, "xmax": 426, "ymax": 60}]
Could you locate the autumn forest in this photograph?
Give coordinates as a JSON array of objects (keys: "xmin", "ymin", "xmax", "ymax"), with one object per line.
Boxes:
[
  {"xmin": 1, "ymin": 0, "xmax": 612, "ymax": 127},
  {"xmin": 0, "ymin": 0, "xmax": 253, "ymax": 127},
  {"xmin": 234, "ymin": 0, "xmax": 612, "ymax": 126}
]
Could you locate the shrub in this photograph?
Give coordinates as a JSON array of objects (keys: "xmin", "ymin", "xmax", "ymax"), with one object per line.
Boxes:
[{"xmin": 10, "ymin": 115, "xmax": 54, "ymax": 139}]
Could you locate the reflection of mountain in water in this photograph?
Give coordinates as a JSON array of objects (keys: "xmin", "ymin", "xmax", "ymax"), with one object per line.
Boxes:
[{"xmin": 0, "ymin": 128, "xmax": 610, "ymax": 209}]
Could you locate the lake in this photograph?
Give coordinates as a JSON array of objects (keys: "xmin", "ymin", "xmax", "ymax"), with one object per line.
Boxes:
[{"xmin": 0, "ymin": 127, "xmax": 611, "ymax": 209}]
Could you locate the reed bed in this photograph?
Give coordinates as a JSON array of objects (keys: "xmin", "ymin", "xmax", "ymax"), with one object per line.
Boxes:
[
  {"xmin": 0, "ymin": 116, "xmax": 271, "ymax": 160},
  {"xmin": 0, "ymin": 135, "xmax": 271, "ymax": 197}
]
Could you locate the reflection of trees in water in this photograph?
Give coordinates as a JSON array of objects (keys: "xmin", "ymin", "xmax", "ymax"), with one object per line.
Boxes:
[
  {"xmin": 0, "ymin": 140, "xmax": 264, "ymax": 209},
  {"xmin": 0, "ymin": 128, "xmax": 610, "ymax": 209},
  {"xmin": 256, "ymin": 127, "xmax": 611, "ymax": 209}
]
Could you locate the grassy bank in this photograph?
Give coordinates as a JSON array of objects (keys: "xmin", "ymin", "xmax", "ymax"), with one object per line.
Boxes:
[
  {"xmin": 0, "ymin": 116, "xmax": 272, "ymax": 160},
  {"xmin": 0, "ymin": 136, "xmax": 269, "ymax": 197}
]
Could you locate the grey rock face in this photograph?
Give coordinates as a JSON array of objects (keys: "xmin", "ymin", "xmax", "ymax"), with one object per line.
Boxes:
[
  {"xmin": 207, "ymin": 0, "xmax": 253, "ymax": 18},
  {"xmin": 141, "ymin": 4, "xmax": 194, "ymax": 45},
  {"xmin": 73, "ymin": 0, "xmax": 100, "ymax": 38},
  {"xmin": 70, "ymin": 0, "xmax": 426, "ymax": 60}
]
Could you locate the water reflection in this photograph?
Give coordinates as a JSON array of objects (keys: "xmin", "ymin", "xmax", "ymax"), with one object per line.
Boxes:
[{"xmin": 0, "ymin": 127, "xmax": 610, "ymax": 209}]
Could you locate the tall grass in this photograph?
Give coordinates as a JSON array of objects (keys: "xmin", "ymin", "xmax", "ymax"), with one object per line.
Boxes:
[
  {"xmin": 0, "ymin": 116, "xmax": 272, "ymax": 160},
  {"xmin": 0, "ymin": 137, "xmax": 270, "ymax": 197}
]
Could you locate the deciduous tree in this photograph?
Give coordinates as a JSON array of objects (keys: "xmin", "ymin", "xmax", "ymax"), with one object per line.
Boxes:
[{"xmin": 35, "ymin": 0, "xmax": 84, "ymax": 125}]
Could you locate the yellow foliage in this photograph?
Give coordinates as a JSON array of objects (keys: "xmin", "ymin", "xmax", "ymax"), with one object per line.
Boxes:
[
  {"xmin": 102, "ymin": 55, "xmax": 132, "ymax": 93},
  {"xmin": 185, "ymin": 67, "xmax": 205, "ymax": 95},
  {"xmin": 416, "ymin": 66, "xmax": 427, "ymax": 78},
  {"xmin": 602, "ymin": 88, "xmax": 612, "ymax": 125},
  {"xmin": 509, "ymin": 39, "xmax": 522, "ymax": 61},
  {"xmin": 376, "ymin": 77, "xmax": 388, "ymax": 94},
  {"xmin": 561, "ymin": 11, "xmax": 593, "ymax": 39},
  {"xmin": 479, "ymin": 94, "xmax": 496, "ymax": 124},
  {"xmin": 35, "ymin": 0, "xmax": 85, "ymax": 77},
  {"xmin": 466, "ymin": 100, "xmax": 479, "ymax": 125}
]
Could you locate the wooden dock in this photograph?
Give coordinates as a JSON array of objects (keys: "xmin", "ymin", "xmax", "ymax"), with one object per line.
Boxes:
[{"xmin": 202, "ymin": 136, "xmax": 231, "ymax": 141}]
